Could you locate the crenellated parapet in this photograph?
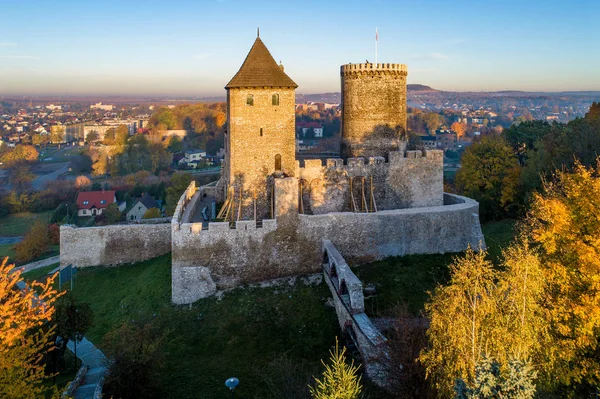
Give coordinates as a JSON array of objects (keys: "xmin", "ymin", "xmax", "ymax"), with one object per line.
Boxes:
[
  {"xmin": 299, "ymin": 149, "xmax": 443, "ymax": 172},
  {"xmin": 340, "ymin": 63, "xmax": 408, "ymax": 77}
]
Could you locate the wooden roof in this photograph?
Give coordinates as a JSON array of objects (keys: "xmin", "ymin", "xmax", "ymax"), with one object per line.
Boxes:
[{"xmin": 225, "ymin": 37, "xmax": 297, "ymax": 89}]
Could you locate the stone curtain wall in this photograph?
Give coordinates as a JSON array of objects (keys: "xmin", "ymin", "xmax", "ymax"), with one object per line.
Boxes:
[
  {"xmin": 60, "ymin": 224, "xmax": 171, "ymax": 267},
  {"xmin": 171, "ymin": 193, "xmax": 485, "ymax": 304},
  {"xmin": 298, "ymin": 149, "xmax": 444, "ymax": 214}
]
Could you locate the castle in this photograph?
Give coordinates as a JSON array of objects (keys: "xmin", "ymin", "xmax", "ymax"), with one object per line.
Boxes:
[
  {"xmin": 60, "ymin": 35, "xmax": 485, "ymax": 305},
  {"xmin": 218, "ymin": 36, "xmax": 439, "ymax": 222}
]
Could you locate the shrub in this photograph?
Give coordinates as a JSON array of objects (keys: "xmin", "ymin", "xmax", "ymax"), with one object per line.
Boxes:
[{"xmin": 14, "ymin": 221, "xmax": 50, "ymax": 264}]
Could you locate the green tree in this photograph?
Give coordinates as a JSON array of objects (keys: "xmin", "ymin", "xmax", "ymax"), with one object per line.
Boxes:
[
  {"xmin": 85, "ymin": 131, "xmax": 99, "ymax": 143},
  {"xmin": 455, "ymin": 136, "xmax": 521, "ymax": 220},
  {"xmin": 167, "ymin": 136, "xmax": 183, "ymax": 153},
  {"xmin": 143, "ymin": 208, "xmax": 161, "ymax": 219},
  {"xmin": 454, "ymin": 357, "xmax": 537, "ymax": 399},
  {"xmin": 105, "ymin": 203, "xmax": 122, "ymax": 224},
  {"xmin": 165, "ymin": 173, "xmax": 193, "ymax": 215},
  {"xmin": 54, "ymin": 292, "xmax": 94, "ymax": 368},
  {"xmin": 309, "ymin": 338, "xmax": 362, "ymax": 399},
  {"xmin": 102, "ymin": 321, "xmax": 166, "ymax": 399}
]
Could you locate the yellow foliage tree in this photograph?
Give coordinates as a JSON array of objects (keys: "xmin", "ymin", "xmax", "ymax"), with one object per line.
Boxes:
[
  {"xmin": 0, "ymin": 257, "xmax": 61, "ymax": 398},
  {"xmin": 421, "ymin": 248, "xmax": 499, "ymax": 395},
  {"xmin": 525, "ymin": 159, "xmax": 600, "ymax": 387},
  {"xmin": 451, "ymin": 121, "xmax": 467, "ymax": 139}
]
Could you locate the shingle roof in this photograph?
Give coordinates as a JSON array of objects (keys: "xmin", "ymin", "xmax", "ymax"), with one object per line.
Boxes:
[
  {"xmin": 225, "ymin": 37, "xmax": 298, "ymax": 89},
  {"xmin": 137, "ymin": 193, "xmax": 160, "ymax": 210},
  {"xmin": 76, "ymin": 190, "xmax": 116, "ymax": 210}
]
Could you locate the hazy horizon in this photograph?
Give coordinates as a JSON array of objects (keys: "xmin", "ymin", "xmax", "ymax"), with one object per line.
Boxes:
[{"xmin": 1, "ymin": 0, "xmax": 599, "ymax": 96}]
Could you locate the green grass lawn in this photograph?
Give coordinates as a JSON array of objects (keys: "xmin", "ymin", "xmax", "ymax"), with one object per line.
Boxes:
[
  {"xmin": 354, "ymin": 219, "xmax": 518, "ymax": 318},
  {"xmin": 0, "ymin": 243, "xmax": 15, "ymax": 263},
  {"xmin": 21, "ymin": 263, "xmax": 60, "ymax": 282},
  {"xmin": 0, "ymin": 211, "xmax": 53, "ymax": 236},
  {"xmin": 39, "ymin": 146, "xmax": 84, "ymax": 163},
  {"xmin": 481, "ymin": 219, "xmax": 517, "ymax": 264},
  {"xmin": 68, "ymin": 255, "xmax": 345, "ymax": 399}
]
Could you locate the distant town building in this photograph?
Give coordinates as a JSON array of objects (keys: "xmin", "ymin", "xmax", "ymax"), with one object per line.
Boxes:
[
  {"xmin": 45, "ymin": 104, "xmax": 62, "ymax": 111},
  {"xmin": 178, "ymin": 149, "xmax": 207, "ymax": 168},
  {"xmin": 90, "ymin": 102, "xmax": 115, "ymax": 111}
]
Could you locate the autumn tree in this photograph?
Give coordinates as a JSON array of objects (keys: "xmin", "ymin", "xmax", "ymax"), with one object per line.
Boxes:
[
  {"xmin": 455, "ymin": 136, "xmax": 521, "ymax": 220},
  {"xmin": 309, "ymin": 338, "xmax": 362, "ymax": 399},
  {"xmin": 9, "ymin": 163, "xmax": 35, "ymax": 193},
  {"xmin": 421, "ymin": 248, "xmax": 498, "ymax": 396},
  {"xmin": 0, "ymin": 144, "xmax": 39, "ymax": 167},
  {"xmin": 14, "ymin": 221, "xmax": 50, "ymax": 264},
  {"xmin": 103, "ymin": 127, "xmax": 116, "ymax": 145},
  {"xmin": 0, "ymin": 258, "xmax": 61, "ymax": 398},
  {"xmin": 50, "ymin": 126, "xmax": 65, "ymax": 144},
  {"xmin": 32, "ymin": 134, "xmax": 50, "ymax": 147},
  {"xmin": 524, "ymin": 160, "xmax": 600, "ymax": 388},
  {"xmin": 74, "ymin": 175, "xmax": 91, "ymax": 189},
  {"xmin": 85, "ymin": 131, "xmax": 99, "ymax": 143},
  {"xmin": 451, "ymin": 121, "xmax": 467, "ymax": 139}
]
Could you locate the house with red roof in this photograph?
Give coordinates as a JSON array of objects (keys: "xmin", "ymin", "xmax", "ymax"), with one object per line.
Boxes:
[{"xmin": 76, "ymin": 190, "xmax": 117, "ymax": 217}]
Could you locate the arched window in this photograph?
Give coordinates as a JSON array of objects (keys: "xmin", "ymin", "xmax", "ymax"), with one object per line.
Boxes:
[
  {"xmin": 246, "ymin": 94, "xmax": 254, "ymax": 106},
  {"xmin": 272, "ymin": 93, "xmax": 279, "ymax": 106},
  {"xmin": 275, "ymin": 154, "xmax": 282, "ymax": 171}
]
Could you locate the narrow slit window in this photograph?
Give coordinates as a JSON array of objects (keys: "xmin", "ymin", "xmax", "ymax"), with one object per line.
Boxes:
[
  {"xmin": 272, "ymin": 93, "xmax": 279, "ymax": 106},
  {"xmin": 275, "ymin": 154, "xmax": 282, "ymax": 171},
  {"xmin": 260, "ymin": 128, "xmax": 263, "ymax": 136},
  {"xmin": 246, "ymin": 94, "xmax": 254, "ymax": 106}
]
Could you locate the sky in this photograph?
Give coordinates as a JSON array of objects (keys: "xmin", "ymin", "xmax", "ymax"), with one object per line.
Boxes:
[{"xmin": 0, "ymin": 0, "xmax": 599, "ymax": 96}]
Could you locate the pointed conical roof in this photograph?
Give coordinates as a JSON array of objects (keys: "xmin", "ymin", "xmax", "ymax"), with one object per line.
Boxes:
[{"xmin": 225, "ymin": 37, "xmax": 297, "ymax": 89}]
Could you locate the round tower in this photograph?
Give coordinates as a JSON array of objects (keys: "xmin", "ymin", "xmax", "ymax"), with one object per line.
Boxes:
[{"xmin": 340, "ymin": 63, "xmax": 408, "ymax": 159}]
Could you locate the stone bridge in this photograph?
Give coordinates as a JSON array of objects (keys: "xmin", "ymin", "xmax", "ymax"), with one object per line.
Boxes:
[{"xmin": 321, "ymin": 239, "xmax": 389, "ymax": 387}]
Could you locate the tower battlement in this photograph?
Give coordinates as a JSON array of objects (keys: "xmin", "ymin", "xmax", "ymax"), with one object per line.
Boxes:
[{"xmin": 340, "ymin": 63, "xmax": 407, "ymax": 76}]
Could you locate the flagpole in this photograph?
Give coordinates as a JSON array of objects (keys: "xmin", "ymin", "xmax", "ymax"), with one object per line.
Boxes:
[{"xmin": 375, "ymin": 28, "xmax": 378, "ymax": 65}]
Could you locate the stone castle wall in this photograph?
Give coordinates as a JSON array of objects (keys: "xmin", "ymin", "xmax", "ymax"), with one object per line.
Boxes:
[
  {"xmin": 60, "ymin": 224, "xmax": 171, "ymax": 267},
  {"xmin": 171, "ymin": 183, "xmax": 485, "ymax": 304},
  {"xmin": 298, "ymin": 148, "xmax": 443, "ymax": 213},
  {"xmin": 340, "ymin": 63, "xmax": 408, "ymax": 158}
]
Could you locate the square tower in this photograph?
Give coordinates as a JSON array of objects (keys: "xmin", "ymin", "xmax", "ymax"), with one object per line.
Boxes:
[{"xmin": 224, "ymin": 36, "xmax": 298, "ymax": 219}]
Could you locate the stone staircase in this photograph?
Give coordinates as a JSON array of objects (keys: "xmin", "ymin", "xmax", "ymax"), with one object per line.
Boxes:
[{"xmin": 67, "ymin": 338, "xmax": 107, "ymax": 399}]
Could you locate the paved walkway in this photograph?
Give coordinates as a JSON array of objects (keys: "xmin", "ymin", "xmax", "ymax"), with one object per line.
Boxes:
[
  {"xmin": 0, "ymin": 236, "xmax": 22, "ymax": 245},
  {"xmin": 32, "ymin": 164, "xmax": 69, "ymax": 191},
  {"xmin": 67, "ymin": 338, "xmax": 108, "ymax": 399},
  {"xmin": 11, "ymin": 255, "xmax": 61, "ymax": 274}
]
